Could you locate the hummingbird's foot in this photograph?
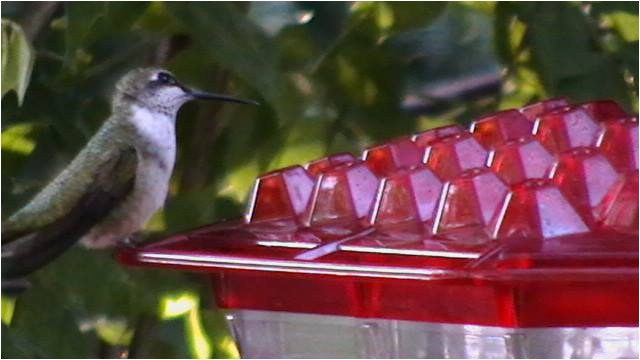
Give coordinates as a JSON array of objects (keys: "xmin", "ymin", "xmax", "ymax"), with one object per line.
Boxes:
[
  {"xmin": 122, "ymin": 234, "xmax": 143, "ymax": 248},
  {"xmin": 1, "ymin": 278, "xmax": 32, "ymax": 296}
]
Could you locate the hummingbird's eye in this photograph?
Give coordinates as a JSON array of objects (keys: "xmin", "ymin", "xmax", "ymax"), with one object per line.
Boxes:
[{"xmin": 157, "ymin": 72, "xmax": 176, "ymax": 85}]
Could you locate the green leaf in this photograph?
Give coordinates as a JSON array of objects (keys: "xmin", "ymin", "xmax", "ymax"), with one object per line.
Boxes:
[
  {"xmin": 494, "ymin": 2, "xmax": 526, "ymax": 65},
  {"xmin": 267, "ymin": 121, "xmax": 328, "ymax": 170},
  {"xmin": 273, "ymin": 2, "xmax": 352, "ymax": 72},
  {"xmin": 386, "ymin": 2, "xmax": 448, "ymax": 33},
  {"xmin": 64, "ymin": 2, "xmax": 149, "ymax": 65},
  {"xmin": 33, "ymin": 247, "xmax": 203, "ymax": 321},
  {"xmin": 136, "ymin": 1, "xmax": 181, "ymax": 35},
  {"xmin": 201, "ymin": 309, "xmax": 239, "ymax": 359},
  {"xmin": 104, "ymin": 2, "xmax": 150, "ymax": 31},
  {"xmin": 509, "ymin": 2, "xmax": 633, "ymax": 107},
  {"xmin": 607, "ymin": 11, "xmax": 639, "ymax": 42},
  {"xmin": 1, "ymin": 20, "xmax": 34, "ymax": 105},
  {"xmin": 249, "ymin": 2, "xmax": 307, "ymax": 36},
  {"xmin": 591, "ymin": 1, "xmax": 639, "ymax": 42},
  {"xmin": 166, "ymin": 2, "xmax": 303, "ymax": 125},
  {"xmin": 65, "ymin": 2, "xmax": 108, "ymax": 59},
  {"xmin": 2, "ymin": 324, "xmax": 32, "ymax": 358},
  {"xmin": 130, "ymin": 317, "xmax": 193, "ymax": 358},
  {"xmin": 163, "ymin": 189, "xmax": 243, "ymax": 233},
  {"xmin": 5, "ymin": 280, "xmax": 100, "ymax": 357},
  {"xmin": 1, "ymin": 123, "xmax": 37, "ymax": 155},
  {"xmin": 94, "ymin": 317, "xmax": 134, "ymax": 346},
  {"xmin": 1, "ymin": 296, "xmax": 16, "ymax": 325},
  {"xmin": 620, "ymin": 40, "xmax": 639, "ymax": 88}
]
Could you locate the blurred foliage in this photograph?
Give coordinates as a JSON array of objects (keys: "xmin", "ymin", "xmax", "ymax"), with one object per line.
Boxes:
[{"xmin": 1, "ymin": 1, "xmax": 638, "ymax": 358}]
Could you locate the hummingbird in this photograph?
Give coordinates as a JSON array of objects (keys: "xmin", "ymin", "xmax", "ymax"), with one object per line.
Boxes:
[{"xmin": 1, "ymin": 68, "xmax": 258, "ymax": 284}]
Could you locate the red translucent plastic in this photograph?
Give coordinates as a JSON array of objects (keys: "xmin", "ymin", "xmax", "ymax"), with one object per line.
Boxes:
[
  {"xmin": 519, "ymin": 97, "xmax": 569, "ymax": 121},
  {"xmin": 595, "ymin": 172, "xmax": 639, "ymax": 235},
  {"xmin": 245, "ymin": 166, "xmax": 315, "ymax": 223},
  {"xmin": 552, "ymin": 148, "xmax": 621, "ymax": 227},
  {"xmin": 470, "ymin": 109, "xmax": 533, "ymax": 148},
  {"xmin": 371, "ymin": 166, "xmax": 444, "ymax": 230},
  {"xmin": 120, "ymin": 98, "xmax": 638, "ymax": 328},
  {"xmin": 305, "ymin": 153, "xmax": 356, "ymax": 177},
  {"xmin": 578, "ymin": 100, "xmax": 628, "ymax": 122},
  {"xmin": 424, "ymin": 133, "xmax": 488, "ymax": 179},
  {"xmin": 492, "ymin": 179, "xmax": 590, "ymax": 239},
  {"xmin": 435, "ymin": 168, "xmax": 508, "ymax": 241},
  {"xmin": 534, "ymin": 107, "xmax": 602, "ymax": 154},
  {"xmin": 304, "ymin": 162, "xmax": 380, "ymax": 227},
  {"xmin": 412, "ymin": 124, "xmax": 465, "ymax": 148},
  {"xmin": 489, "ymin": 138, "xmax": 556, "ymax": 185},
  {"xmin": 597, "ymin": 117, "xmax": 638, "ymax": 172},
  {"xmin": 363, "ymin": 137, "xmax": 422, "ymax": 176}
]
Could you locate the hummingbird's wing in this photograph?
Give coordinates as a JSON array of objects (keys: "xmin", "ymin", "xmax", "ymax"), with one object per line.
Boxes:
[{"xmin": 1, "ymin": 147, "xmax": 138, "ymax": 279}]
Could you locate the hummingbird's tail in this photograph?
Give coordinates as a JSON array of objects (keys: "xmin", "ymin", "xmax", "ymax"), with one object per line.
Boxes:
[{"xmin": 2, "ymin": 229, "xmax": 84, "ymax": 281}]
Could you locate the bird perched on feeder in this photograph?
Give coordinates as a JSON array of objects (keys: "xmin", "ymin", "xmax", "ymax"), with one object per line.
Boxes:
[{"xmin": 1, "ymin": 68, "xmax": 258, "ymax": 285}]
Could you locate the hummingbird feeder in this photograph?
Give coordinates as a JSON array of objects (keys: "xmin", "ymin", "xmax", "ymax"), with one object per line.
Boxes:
[{"xmin": 119, "ymin": 98, "xmax": 638, "ymax": 358}]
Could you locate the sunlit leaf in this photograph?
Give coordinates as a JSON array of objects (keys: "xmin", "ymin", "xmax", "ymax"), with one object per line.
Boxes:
[
  {"xmin": 201, "ymin": 310, "xmax": 240, "ymax": 359},
  {"xmin": 591, "ymin": 2, "xmax": 639, "ymax": 41},
  {"xmin": 158, "ymin": 292, "xmax": 214, "ymax": 359},
  {"xmin": 607, "ymin": 11, "xmax": 639, "ymax": 42},
  {"xmin": 1, "ymin": 296, "xmax": 16, "ymax": 325},
  {"xmin": 1, "ymin": 20, "xmax": 34, "ymax": 105},
  {"xmin": 160, "ymin": 292, "xmax": 198, "ymax": 320},
  {"xmin": 87, "ymin": 316, "xmax": 134, "ymax": 346},
  {"xmin": 1, "ymin": 123, "xmax": 37, "ymax": 155},
  {"xmin": 461, "ymin": 1, "xmax": 496, "ymax": 15},
  {"xmin": 186, "ymin": 305, "xmax": 212, "ymax": 359},
  {"xmin": 218, "ymin": 158, "xmax": 261, "ymax": 204}
]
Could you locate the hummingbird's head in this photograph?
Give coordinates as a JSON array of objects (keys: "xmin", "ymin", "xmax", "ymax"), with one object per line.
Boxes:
[{"xmin": 113, "ymin": 68, "xmax": 258, "ymax": 116}]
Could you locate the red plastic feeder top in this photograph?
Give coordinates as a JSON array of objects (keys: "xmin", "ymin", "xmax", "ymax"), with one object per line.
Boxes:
[{"xmin": 119, "ymin": 98, "xmax": 639, "ymax": 329}]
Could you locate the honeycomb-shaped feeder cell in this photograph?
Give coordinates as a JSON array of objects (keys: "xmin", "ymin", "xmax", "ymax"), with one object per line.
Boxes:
[
  {"xmin": 595, "ymin": 172, "xmax": 639, "ymax": 235},
  {"xmin": 519, "ymin": 97, "xmax": 569, "ymax": 121},
  {"xmin": 534, "ymin": 107, "xmax": 602, "ymax": 154},
  {"xmin": 305, "ymin": 153, "xmax": 356, "ymax": 177},
  {"xmin": 492, "ymin": 179, "xmax": 590, "ymax": 239},
  {"xmin": 578, "ymin": 100, "xmax": 628, "ymax": 122},
  {"xmin": 470, "ymin": 109, "xmax": 533, "ymax": 148},
  {"xmin": 424, "ymin": 133, "xmax": 488, "ymax": 179},
  {"xmin": 303, "ymin": 161, "xmax": 381, "ymax": 227},
  {"xmin": 552, "ymin": 147, "xmax": 621, "ymax": 226},
  {"xmin": 245, "ymin": 166, "xmax": 315, "ymax": 223},
  {"xmin": 370, "ymin": 166, "xmax": 445, "ymax": 231},
  {"xmin": 597, "ymin": 117, "xmax": 638, "ymax": 172},
  {"xmin": 363, "ymin": 137, "xmax": 422, "ymax": 177},
  {"xmin": 434, "ymin": 168, "xmax": 508, "ymax": 240},
  {"xmin": 488, "ymin": 138, "xmax": 556, "ymax": 185},
  {"xmin": 412, "ymin": 124, "xmax": 465, "ymax": 149},
  {"xmin": 242, "ymin": 99, "xmax": 633, "ymax": 242}
]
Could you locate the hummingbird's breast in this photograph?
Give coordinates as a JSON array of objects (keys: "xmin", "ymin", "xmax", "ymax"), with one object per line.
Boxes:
[{"xmin": 81, "ymin": 105, "xmax": 177, "ymax": 248}]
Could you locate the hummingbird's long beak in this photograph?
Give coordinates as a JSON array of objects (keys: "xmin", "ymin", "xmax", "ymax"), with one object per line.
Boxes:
[{"xmin": 185, "ymin": 86, "xmax": 260, "ymax": 106}]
